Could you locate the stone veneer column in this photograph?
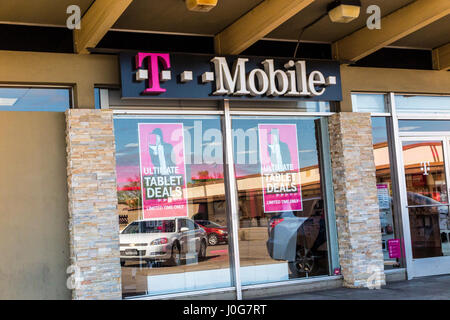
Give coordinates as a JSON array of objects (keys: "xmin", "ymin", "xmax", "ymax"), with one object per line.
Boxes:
[
  {"xmin": 66, "ymin": 109, "xmax": 122, "ymax": 299},
  {"xmin": 328, "ymin": 113, "xmax": 386, "ymax": 288}
]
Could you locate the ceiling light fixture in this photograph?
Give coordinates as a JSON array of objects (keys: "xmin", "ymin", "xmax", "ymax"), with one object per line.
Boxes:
[
  {"xmin": 327, "ymin": 0, "xmax": 361, "ymax": 23},
  {"xmin": 186, "ymin": 0, "xmax": 218, "ymax": 12},
  {"xmin": 292, "ymin": 0, "xmax": 361, "ymax": 58}
]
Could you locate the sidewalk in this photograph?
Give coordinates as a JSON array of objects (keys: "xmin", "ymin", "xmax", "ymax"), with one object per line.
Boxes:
[{"xmin": 264, "ymin": 274, "xmax": 450, "ymax": 300}]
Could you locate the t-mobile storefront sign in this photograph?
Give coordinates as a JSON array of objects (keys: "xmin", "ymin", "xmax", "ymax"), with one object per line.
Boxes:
[{"xmin": 120, "ymin": 52, "xmax": 342, "ymax": 101}]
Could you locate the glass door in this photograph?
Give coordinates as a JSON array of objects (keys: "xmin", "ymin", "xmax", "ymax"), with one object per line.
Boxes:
[{"xmin": 399, "ymin": 137, "xmax": 450, "ymax": 277}]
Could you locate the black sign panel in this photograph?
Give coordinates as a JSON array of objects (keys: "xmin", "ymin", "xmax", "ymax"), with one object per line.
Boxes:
[{"xmin": 120, "ymin": 52, "xmax": 342, "ymax": 101}]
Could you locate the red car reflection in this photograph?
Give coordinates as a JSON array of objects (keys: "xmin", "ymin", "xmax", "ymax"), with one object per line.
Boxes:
[{"xmin": 195, "ymin": 220, "xmax": 228, "ymax": 246}]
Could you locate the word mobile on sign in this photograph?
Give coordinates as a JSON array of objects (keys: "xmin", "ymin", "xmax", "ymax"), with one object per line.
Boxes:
[{"xmin": 120, "ymin": 52, "xmax": 342, "ymax": 101}]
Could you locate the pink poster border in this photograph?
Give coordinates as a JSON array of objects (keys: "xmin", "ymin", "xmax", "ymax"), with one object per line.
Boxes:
[
  {"xmin": 137, "ymin": 122, "xmax": 188, "ymax": 219},
  {"xmin": 258, "ymin": 123, "xmax": 303, "ymax": 213}
]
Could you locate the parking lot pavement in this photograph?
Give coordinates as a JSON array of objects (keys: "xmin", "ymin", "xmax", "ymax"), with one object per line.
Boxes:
[{"xmin": 262, "ymin": 274, "xmax": 450, "ymax": 300}]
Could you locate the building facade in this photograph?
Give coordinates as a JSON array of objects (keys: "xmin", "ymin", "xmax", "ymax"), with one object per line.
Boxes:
[{"xmin": 0, "ymin": 0, "xmax": 449, "ymax": 300}]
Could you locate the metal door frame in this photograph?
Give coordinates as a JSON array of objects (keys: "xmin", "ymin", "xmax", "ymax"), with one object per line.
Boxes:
[{"xmin": 397, "ymin": 135, "xmax": 450, "ymax": 278}]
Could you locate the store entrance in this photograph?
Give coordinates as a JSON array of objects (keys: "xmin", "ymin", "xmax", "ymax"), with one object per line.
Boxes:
[{"xmin": 399, "ymin": 136, "xmax": 450, "ymax": 278}]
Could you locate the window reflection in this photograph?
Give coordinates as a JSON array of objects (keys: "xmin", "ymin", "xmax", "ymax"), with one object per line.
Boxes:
[
  {"xmin": 114, "ymin": 116, "xmax": 230, "ymax": 298},
  {"xmin": 399, "ymin": 120, "xmax": 450, "ymax": 133},
  {"xmin": 401, "ymin": 140, "xmax": 450, "ymax": 259},
  {"xmin": 371, "ymin": 117, "xmax": 400, "ymax": 268},
  {"xmin": 403, "ymin": 141, "xmax": 448, "ymax": 205},
  {"xmin": 395, "ymin": 95, "xmax": 450, "ymax": 114},
  {"xmin": 0, "ymin": 87, "xmax": 71, "ymax": 111},
  {"xmin": 232, "ymin": 117, "xmax": 329, "ymax": 285},
  {"xmin": 409, "ymin": 206, "xmax": 449, "ymax": 259},
  {"xmin": 352, "ymin": 93, "xmax": 387, "ymax": 113}
]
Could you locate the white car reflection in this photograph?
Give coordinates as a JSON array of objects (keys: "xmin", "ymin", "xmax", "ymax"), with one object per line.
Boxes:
[{"xmin": 119, "ymin": 217, "xmax": 207, "ymax": 267}]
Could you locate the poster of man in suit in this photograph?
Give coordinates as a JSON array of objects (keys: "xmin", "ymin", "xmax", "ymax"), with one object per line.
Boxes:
[
  {"xmin": 267, "ymin": 128, "xmax": 291, "ymax": 172},
  {"xmin": 258, "ymin": 124, "xmax": 303, "ymax": 213},
  {"xmin": 148, "ymin": 127, "xmax": 175, "ymax": 175},
  {"xmin": 138, "ymin": 123, "xmax": 188, "ymax": 219}
]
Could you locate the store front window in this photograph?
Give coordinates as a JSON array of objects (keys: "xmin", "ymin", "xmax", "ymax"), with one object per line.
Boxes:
[
  {"xmin": 395, "ymin": 95, "xmax": 450, "ymax": 114},
  {"xmin": 232, "ymin": 116, "xmax": 330, "ymax": 284},
  {"xmin": 0, "ymin": 87, "xmax": 71, "ymax": 111},
  {"xmin": 399, "ymin": 120, "xmax": 450, "ymax": 133},
  {"xmin": 351, "ymin": 93, "xmax": 387, "ymax": 113},
  {"xmin": 371, "ymin": 117, "xmax": 401, "ymax": 269},
  {"xmin": 112, "ymin": 106, "xmax": 336, "ymax": 297},
  {"xmin": 114, "ymin": 115, "xmax": 231, "ymax": 297}
]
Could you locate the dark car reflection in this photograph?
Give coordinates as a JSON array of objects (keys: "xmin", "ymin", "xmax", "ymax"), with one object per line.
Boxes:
[
  {"xmin": 407, "ymin": 192, "xmax": 450, "ymax": 257},
  {"xmin": 266, "ymin": 201, "xmax": 328, "ymax": 277},
  {"xmin": 195, "ymin": 220, "xmax": 228, "ymax": 246},
  {"xmin": 407, "ymin": 191, "xmax": 449, "ymax": 233}
]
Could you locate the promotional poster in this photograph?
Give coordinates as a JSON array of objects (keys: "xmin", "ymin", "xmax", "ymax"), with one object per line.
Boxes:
[
  {"xmin": 258, "ymin": 124, "xmax": 303, "ymax": 213},
  {"xmin": 377, "ymin": 183, "xmax": 390, "ymax": 210},
  {"xmin": 387, "ymin": 239, "xmax": 402, "ymax": 259},
  {"xmin": 138, "ymin": 123, "xmax": 188, "ymax": 219}
]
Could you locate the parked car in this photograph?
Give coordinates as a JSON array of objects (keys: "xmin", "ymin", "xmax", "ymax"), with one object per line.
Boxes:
[
  {"xmin": 119, "ymin": 217, "xmax": 207, "ymax": 267},
  {"xmin": 267, "ymin": 202, "xmax": 327, "ymax": 277},
  {"xmin": 195, "ymin": 220, "xmax": 228, "ymax": 246}
]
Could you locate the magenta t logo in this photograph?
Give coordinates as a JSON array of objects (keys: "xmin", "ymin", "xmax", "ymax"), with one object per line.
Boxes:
[{"xmin": 135, "ymin": 52, "xmax": 171, "ymax": 94}]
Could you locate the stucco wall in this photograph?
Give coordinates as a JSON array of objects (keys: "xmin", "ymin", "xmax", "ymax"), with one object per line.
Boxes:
[
  {"xmin": 0, "ymin": 111, "xmax": 70, "ymax": 299},
  {"xmin": 340, "ymin": 65, "xmax": 450, "ymax": 112},
  {"xmin": 0, "ymin": 50, "xmax": 119, "ymax": 108}
]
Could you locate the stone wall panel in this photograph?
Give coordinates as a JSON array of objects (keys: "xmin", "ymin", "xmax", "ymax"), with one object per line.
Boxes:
[
  {"xmin": 66, "ymin": 109, "xmax": 121, "ymax": 300},
  {"xmin": 329, "ymin": 113, "xmax": 385, "ymax": 288}
]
